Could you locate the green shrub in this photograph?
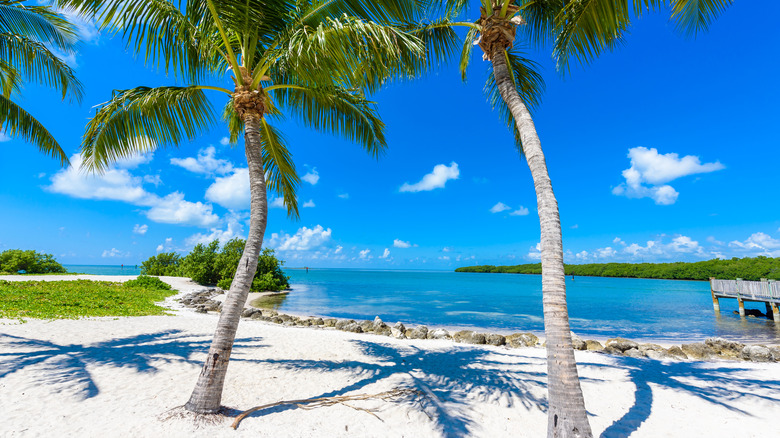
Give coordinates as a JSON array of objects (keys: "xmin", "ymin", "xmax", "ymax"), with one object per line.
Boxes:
[
  {"xmin": 124, "ymin": 275, "xmax": 171, "ymax": 290},
  {"xmin": 0, "ymin": 249, "xmax": 67, "ymax": 274},
  {"xmin": 140, "ymin": 252, "xmax": 181, "ymax": 276},
  {"xmin": 179, "ymin": 241, "xmax": 220, "ymax": 285}
]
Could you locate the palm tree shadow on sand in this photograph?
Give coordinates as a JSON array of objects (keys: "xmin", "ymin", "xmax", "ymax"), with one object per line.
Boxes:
[
  {"xmin": 238, "ymin": 340, "xmax": 554, "ymax": 437},
  {"xmin": 590, "ymin": 356, "xmax": 780, "ymax": 437},
  {"xmin": 0, "ymin": 330, "xmax": 265, "ymax": 400}
]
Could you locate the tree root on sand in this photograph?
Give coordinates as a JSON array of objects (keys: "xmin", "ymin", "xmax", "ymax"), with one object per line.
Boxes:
[{"xmin": 231, "ymin": 388, "xmax": 423, "ymax": 429}]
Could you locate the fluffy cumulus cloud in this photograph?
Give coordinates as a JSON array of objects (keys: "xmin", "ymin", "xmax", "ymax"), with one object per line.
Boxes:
[
  {"xmin": 302, "ymin": 167, "xmax": 320, "ymax": 185},
  {"xmin": 491, "ymin": 202, "xmax": 528, "ymax": 216},
  {"xmin": 48, "ymin": 154, "xmax": 219, "ymax": 227},
  {"xmin": 205, "ymin": 168, "xmax": 249, "ymax": 210},
  {"xmin": 393, "ymin": 239, "xmax": 416, "ymax": 248},
  {"xmin": 156, "ymin": 237, "xmax": 173, "ymax": 252},
  {"xmin": 303, "ymin": 199, "xmax": 316, "ymax": 208},
  {"xmin": 612, "ymin": 147, "xmax": 724, "ymax": 205},
  {"xmin": 269, "ymin": 225, "xmax": 332, "ymax": 251},
  {"xmin": 184, "ymin": 213, "xmax": 245, "ymax": 248},
  {"xmin": 133, "ymin": 224, "xmax": 148, "ymax": 235},
  {"xmin": 102, "ymin": 248, "xmax": 128, "ymax": 258},
  {"xmin": 729, "ymin": 232, "xmax": 780, "ymax": 256},
  {"xmin": 400, "ymin": 162, "xmax": 459, "ymax": 192},
  {"xmin": 359, "ymin": 249, "xmax": 371, "ymax": 259},
  {"xmin": 380, "ymin": 248, "xmax": 391, "ymax": 259},
  {"xmin": 171, "ymin": 146, "xmax": 234, "ymax": 176},
  {"xmin": 509, "ymin": 206, "xmax": 530, "ymax": 216}
]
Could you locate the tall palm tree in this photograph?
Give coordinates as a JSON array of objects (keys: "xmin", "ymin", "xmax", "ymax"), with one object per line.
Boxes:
[
  {"xmin": 57, "ymin": 0, "xmax": 451, "ymax": 414},
  {"xmin": 0, "ymin": 0, "xmax": 82, "ymax": 165},
  {"xmin": 445, "ymin": 0, "xmax": 732, "ymax": 436}
]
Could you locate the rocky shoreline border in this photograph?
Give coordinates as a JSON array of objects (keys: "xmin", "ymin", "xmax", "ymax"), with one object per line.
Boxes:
[{"xmin": 179, "ymin": 288, "xmax": 780, "ymax": 364}]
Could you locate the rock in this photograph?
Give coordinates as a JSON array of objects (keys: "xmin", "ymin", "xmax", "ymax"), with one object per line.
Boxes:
[
  {"xmin": 342, "ymin": 322, "xmax": 363, "ymax": 334},
  {"xmin": 359, "ymin": 320, "xmax": 374, "ymax": 332},
  {"xmin": 242, "ymin": 308, "xmax": 260, "ymax": 318},
  {"xmin": 741, "ymin": 308, "xmax": 766, "ymax": 318},
  {"xmin": 312, "ymin": 318, "xmax": 324, "ymax": 326},
  {"xmin": 391, "ymin": 322, "xmax": 407, "ymax": 339},
  {"xmin": 283, "ymin": 319, "xmax": 296, "ymax": 326},
  {"xmin": 278, "ymin": 314, "xmax": 293, "ymax": 323},
  {"xmin": 335, "ymin": 319, "xmax": 355, "ymax": 331},
  {"xmin": 639, "ymin": 343, "xmax": 665, "ymax": 353},
  {"xmin": 705, "ymin": 338, "xmax": 745, "ymax": 359},
  {"xmin": 194, "ymin": 306, "xmax": 207, "ymax": 314},
  {"xmin": 645, "ymin": 349, "xmax": 670, "ymax": 360},
  {"xmin": 408, "ymin": 326, "xmax": 429, "ymax": 340},
  {"xmin": 427, "ymin": 328, "xmax": 451, "ymax": 340},
  {"xmin": 296, "ymin": 318, "xmax": 312, "ymax": 327},
  {"xmin": 742, "ymin": 345, "xmax": 773, "ymax": 362},
  {"xmin": 681, "ymin": 343, "xmax": 715, "ymax": 360},
  {"xmin": 453, "ymin": 330, "xmax": 486, "ymax": 345},
  {"xmin": 506, "ymin": 333, "xmax": 538, "ymax": 348},
  {"xmin": 606, "ymin": 338, "xmax": 639, "ymax": 352},
  {"xmin": 323, "ymin": 318, "xmax": 337, "ymax": 327},
  {"xmin": 570, "ymin": 332, "xmax": 586, "ymax": 350},
  {"xmin": 585, "ymin": 340, "xmax": 604, "ymax": 352},
  {"xmin": 769, "ymin": 346, "xmax": 780, "ymax": 362},
  {"xmin": 602, "ymin": 346, "xmax": 623, "ymax": 356},
  {"xmin": 269, "ymin": 316, "xmax": 283, "ymax": 324},
  {"xmin": 624, "ymin": 348, "xmax": 646, "ymax": 358},
  {"xmin": 250, "ymin": 312, "xmax": 267, "ymax": 320},
  {"xmin": 486, "ymin": 334, "xmax": 506, "ymax": 346},
  {"xmin": 264, "ymin": 309, "xmax": 279, "ymax": 317},
  {"xmin": 375, "ymin": 325, "xmax": 392, "ymax": 336},
  {"xmin": 373, "ymin": 316, "xmax": 385, "ymax": 330},
  {"xmin": 665, "ymin": 346, "xmax": 688, "ymax": 360}
]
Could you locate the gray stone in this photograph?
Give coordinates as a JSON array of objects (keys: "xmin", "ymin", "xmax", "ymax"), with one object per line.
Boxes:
[
  {"xmin": 323, "ymin": 318, "xmax": 337, "ymax": 327},
  {"xmin": 666, "ymin": 346, "xmax": 688, "ymax": 360},
  {"xmin": 250, "ymin": 312, "xmax": 267, "ymax": 320},
  {"xmin": 269, "ymin": 316, "xmax": 283, "ymax": 324},
  {"xmin": 639, "ymin": 343, "xmax": 665, "ymax": 353},
  {"xmin": 645, "ymin": 349, "xmax": 670, "ymax": 360},
  {"xmin": 769, "ymin": 346, "xmax": 780, "ymax": 362},
  {"xmin": 705, "ymin": 337, "xmax": 745, "ymax": 359},
  {"xmin": 453, "ymin": 330, "xmax": 486, "ymax": 345},
  {"xmin": 194, "ymin": 306, "xmax": 207, "ymax": 314},
  {"xmin": 585, "ymin": 340, "xmax": 604, "ymax": 352},
  {"xmin": 624, "ymin": 348, "xmax": 646, "ymax": 358},
  {"xmin": 408, "ymin": 326, "xmax": 429, "ymax": 340},
  {"xmin": 427, "ymin": 328, "xmax": 451, "ymax": 340},
  {"xmin": 342, "ymin": 322, "xmax": 363, "ymax": 333},
  {"xmin": 278, "ymin": 314, "xmax": 293, "ymax": 322},
  {"xmin": 359, "ymin": 320, "xmax": 374, "ymax": 332},
  {"xmin": 570, "ymin": 332, "xmax": 586, "ymax": 350},
  {"xmin": 391, "ymin": 322, "xmax": 407, "ymax": 339},
  {"xmin": 373, "ymin": 316, "xmax": 385, "ymax": 330},
  {"xmin": 264, "ymin": 309, "xmax": 279, "ymax": 317},
  {"xmin": 606, "ymin": 338, "xmax": 639, "ymax": 352},
  {"xmin": 486, "ymin": 334, "xmax": 506, "ymax": 346},
  {"xmin": 506, "ymin": 333, "xmax": 538, "ymax": 348},
  {"xmin": 312, "ymin": 318, "xmax": 325, "ymax": 326},
  {"xmin": 742, "ymin": 345, "xmax": 773, "ymax": 362},
  {"xmin": 335, "ymin": 319, "xmax": 355, "ymax": 331},
  {"xmin": 296, "ymin": 318, "xmax": 312, "ymax": 327},
  {"xmin": 602, "ymin": 346, "xmax": 623, "ymax": 356},
  {"xmin": 242, "ymin": 308, "xmax": 260, "ymax": 318},
  {"xmin": 681, "ymin": 343, "xmax": 715, "ymax": 360},
  {"xmin": 375, "ymin": 325, "xmax": 392, "ymax": 336}
]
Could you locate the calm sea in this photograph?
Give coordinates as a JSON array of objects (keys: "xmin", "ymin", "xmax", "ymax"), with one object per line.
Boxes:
[
  {"xmin": 279, "ymin": 269, "xmax": 780, "ymax": 344},
  {"xmin": 64, "ymin": 264, "xmax": 142, "ymax": 276}
]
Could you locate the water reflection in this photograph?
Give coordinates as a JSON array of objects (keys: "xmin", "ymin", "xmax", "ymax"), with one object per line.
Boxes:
[{"xmin": 250, "ymin": 292, "xmax": 290, "ymax": 310}]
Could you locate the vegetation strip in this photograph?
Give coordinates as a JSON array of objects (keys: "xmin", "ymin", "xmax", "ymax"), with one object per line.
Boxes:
[{"xmin": 456, "ymin": 256, "xmax": 780, "ymax": 281}]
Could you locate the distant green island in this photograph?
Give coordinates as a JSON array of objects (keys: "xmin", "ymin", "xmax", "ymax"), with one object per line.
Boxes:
[{"xmin": 455, "ymin": 256, "xmax": 780, "ymax": 281}]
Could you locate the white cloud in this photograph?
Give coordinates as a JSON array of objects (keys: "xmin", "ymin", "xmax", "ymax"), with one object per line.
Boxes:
[
  {"xmin": 270, "ymin": 225, "xmax": 332, "ymax": 251},
  {"xmin": 490, "ymin": 202, "xmax": 511, "ymax": 213},
  {"xmin": 143, "ymin": 174, "xmax": 162, "ymax": 186},
  {"xmin": 133, "ymin": 224, "xmax": 148, "ymax": 235},
  {"xmin": 220, "ymin": 137, "xmax": 230, "ymax": 146},
  {"xmin": 359, "ymin": 249, "xmax": 371, "ymax": 259},
  {"xmin": 102, "ymin": 248, "xmax": 127, "ymax": 258},
  {"xmin": 570, "ymin": 224, "xmax": 579, "ymax": 229},
  {"xmin": 439, "ymin": 255, "xmax": 450, "ymax": 261},
  {"xmin": 393, "ymin": 239, "xmax": 414, "ymax": 248},
  {"xmin": 184, "ymin": 213, "xmax": 245, "ymax": 247},
  {"xmin": 270, "ymin": 197, "xmax": 286, "ymax": 209},
  {"xmin": 400, "ymin": 162, "xmax": 459, "ymax": 192},
  {"xmin": 303, "ymin": 199, "xmax": 316, "ymax": 208},
  {"xmin": 205, "ymin": 168, "xmax": 249, "ymax": 210},
  {"xmin": 442, "ymin": 247, "xmax": 452, "ymax": 252},
  {"xmin": 302, "ymin": 167, "xmax": 319, "ymax": 185},
  {"xmin": 115, "ymin": 151, "xmax": 154, "ymax": 169},
  {"xmin": 509, "ymin": 206, "xmax": 530, "ymax": 216},
  {"xmin": 337, "ymin": 193, "xmax": 349, "ymax": 199},
  {"xmin": 171, "ymin": 146, "xmax": 233, "ymax": 176},
  {"xmin": 0, "ymin": 131, "xmax": 11, "ymax": 142},
  {"xmin": 380, "ymin": 248, "xmax": 390, "ymax": 259},
  {"xmin": 527, "ymin": 243, "xmax": 542, "ymax": 260},
  {"xmin": 729, "ymin": 232, "xmax": 780, "ymax": 256},
  {"xmin": 145, "ymin": 192, "xmax": 219, "ymax": 227},
  {"xmin": 156, "ymin": 237, "xmax": 174, "ymax": 253},
  {"xmin": 48, "ymin": 154, "xmax": 219, "ymax": 227},
  {"xmin": 334, "ymin": 245, "xmax": 343, "ymax": 254},
  {"xmin": 613, "ymin": 147, "xmax": 724, "ymax": 205}
]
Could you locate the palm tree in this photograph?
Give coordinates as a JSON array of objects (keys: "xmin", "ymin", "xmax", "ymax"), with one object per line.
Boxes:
[
  {"xmin": 57, "ymin": 0, "xmax": 447, "ymax": 414},
  {"xmin": 0, "ymin": 1, "xmax": 82, "ymax": 165},
  {"xmin": 445, "ymin": 0, "xmax": 732, "ymax": 436}
]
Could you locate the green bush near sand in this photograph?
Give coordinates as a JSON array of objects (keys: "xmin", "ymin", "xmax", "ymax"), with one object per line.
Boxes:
[
  {"xmin": 123, "ymin": 275, "xmax": 172, "ymax": 291},
  {"xmin": 140, "ymin": 239, "xmax": 290, "ymax": 292},
  {"xmin": 0, "ymin": 250, "xmax": 67, "ymax": 274},
  {"xmin": 0, "ymin": 279, "xmax": 176, "ymax": 319},
  {"xmin": 455, "ymin": 256, "xmax": 780, "ymax": 281}
]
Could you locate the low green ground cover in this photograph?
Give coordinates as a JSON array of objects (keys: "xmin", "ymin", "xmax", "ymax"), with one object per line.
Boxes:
[{"xmin": 0, "ymin": 276, "xmax": 176, "ymax": 319}]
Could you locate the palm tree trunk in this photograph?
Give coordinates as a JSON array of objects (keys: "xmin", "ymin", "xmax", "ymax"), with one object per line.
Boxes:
[
  {"xmin": 490, "ymin": 52, "xmax": 592, "ymax": 438},
  {"xmin": 185, "ymin": 113, "xmax": 268, "ymax": 414}
]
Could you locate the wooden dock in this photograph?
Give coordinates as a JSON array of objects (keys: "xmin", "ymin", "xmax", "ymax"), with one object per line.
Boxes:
[{"xmin": 710, "ymin": 277, "xmax": 779, "ymax": 321}]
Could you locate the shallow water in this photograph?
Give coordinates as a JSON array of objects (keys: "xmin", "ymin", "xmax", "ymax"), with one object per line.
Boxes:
[
  {"xmin": 280, "ymin": 269, "xmax": 780, "ymax": 344},
  {"xmin": 64, "ymin": 265, "xmax": 142, "ymax": 276}
]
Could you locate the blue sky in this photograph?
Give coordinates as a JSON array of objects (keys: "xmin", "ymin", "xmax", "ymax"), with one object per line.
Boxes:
[{"xmin": 1, "ymin": 2, "xmax": 779, "ymax": 269}]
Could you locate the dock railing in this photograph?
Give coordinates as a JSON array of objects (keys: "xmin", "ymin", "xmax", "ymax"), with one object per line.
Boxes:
[{"xmin": 710, "ymin": 278, "xmax": 779, "ymax": 321}]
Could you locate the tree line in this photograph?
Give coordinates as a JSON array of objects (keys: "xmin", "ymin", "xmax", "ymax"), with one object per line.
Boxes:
[{"xmin": 456, "ymin": 256, "xmax": 780, "ymax": 281}]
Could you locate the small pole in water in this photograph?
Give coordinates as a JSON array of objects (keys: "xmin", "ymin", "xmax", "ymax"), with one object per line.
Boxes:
[{"xmin": 305, "ymin": 266, "xmax": 309, "ymax": 273}]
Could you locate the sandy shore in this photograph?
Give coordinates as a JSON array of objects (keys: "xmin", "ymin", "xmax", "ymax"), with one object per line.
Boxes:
[{"xmin": 1, "ymin": 275, "xmax": 779, "ymax": 437}]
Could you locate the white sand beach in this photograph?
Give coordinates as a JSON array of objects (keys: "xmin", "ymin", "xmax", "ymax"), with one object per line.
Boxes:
[{"xmin": 1, "ymin": 275, "xmax": 779, "ymax": 437}]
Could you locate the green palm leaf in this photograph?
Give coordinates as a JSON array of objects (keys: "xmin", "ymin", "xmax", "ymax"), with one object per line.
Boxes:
[
  {"xmin": 260, "ymin": 118, "xmax": 299, "ymax": 219},
  {"xmin": 0, "ymin": 1, "xmax": 77, "ymax": 51},
  {"xmin": 0, "ymin": 93, "xmax": 68, "ymax": 165},
  {"xmin": 82, "ymin": 86, "xmax": 216, "ymax": 171}
]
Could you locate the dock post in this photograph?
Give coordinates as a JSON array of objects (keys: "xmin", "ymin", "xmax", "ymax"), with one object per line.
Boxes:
[
  {"xmin": 710, "ymin": 277, "xmax": 720, "ymax": 313},
  {"xmin": 736, "ymin": 278, "xmax": 745, "ymax": 317},
  {"xmin": 769, "ymin": 280, "xmax": 779, "ymax": 323}
]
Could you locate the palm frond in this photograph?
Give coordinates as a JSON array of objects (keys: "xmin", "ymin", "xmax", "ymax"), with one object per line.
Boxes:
[
  {"xmin": 634, "ymin": 0, "xmax": 732, "ymax": 36},
  {"xmin": 553, "ymin": 0, "xmax": 629, "ymax": 73},
  {"xmin": 0, "ymin": 33, "xmax": 83, "ymax": 101},
  {"xmin": 0, "ymin": 59, "xmax": 23, "ymax": 96},
  {"xmin": 0, "ymin": 2, "xmax": 77, "ymax": 51},
  {"xmin": 0, "ymin": 93, "xmax": 68, "ymax": 165},
  {"xmin": 406, "ymin": 16, "xmax": 461, "ymax": 71},
  {"xmin": 516, "ymin": 0, "xmax": 564, "ymax": 49},
  {"xmin": 259, "ymin": 118, "xmax": 299, "ymax": 219},
  {"xmin": 485, "ymin": 47, "xmax": 545, "ymax": 149},
  {"xmin": 271, "ymin": 84, "xmax": 386, "ymax": 157},
  {"xmin": 459, "ymin": 26, "xmax": 479, "ymax": 81},
  {"xmin": 82, "ymin": 86, "xmax": 216, "ymax": 172}
]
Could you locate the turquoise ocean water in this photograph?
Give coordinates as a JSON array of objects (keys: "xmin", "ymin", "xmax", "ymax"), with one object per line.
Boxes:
[{"xmin": 63, "ymin": 265, "xmax": 779, "ymax": 343}]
